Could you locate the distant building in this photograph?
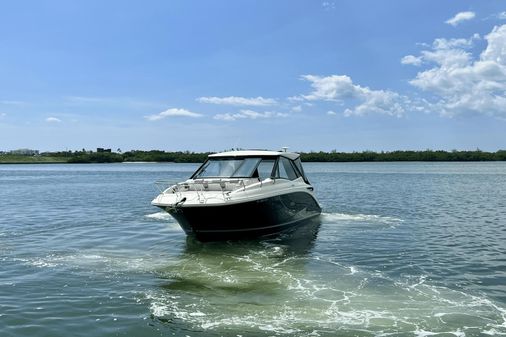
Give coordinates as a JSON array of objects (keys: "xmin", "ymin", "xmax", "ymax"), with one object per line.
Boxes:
[
  {"xmin": 96, "ymin": 148, "xmax": 112, "ymax": 153},
  {"xmin": 9, "ymin": 149, "xmax": 39, "ymax": 156}
]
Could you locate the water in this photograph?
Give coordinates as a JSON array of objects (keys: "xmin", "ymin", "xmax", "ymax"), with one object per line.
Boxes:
[{"xmin": 1, "ymin": 162, "xmax": 506, "ymax": 336}]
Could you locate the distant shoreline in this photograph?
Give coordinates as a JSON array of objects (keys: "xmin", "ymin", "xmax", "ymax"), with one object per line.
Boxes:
[
  {"xmin": 2, "ymin": 161, "xmax": 506, "ymax": 165},
  {"xmin": 1, "ymin": 149, "xmax": 506, "ymax": 164}
]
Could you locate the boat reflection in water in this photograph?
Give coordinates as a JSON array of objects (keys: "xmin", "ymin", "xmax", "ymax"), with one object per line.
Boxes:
[{"xmin": 152, "ymin": 150, "xmax": 321, "ymax": 241}]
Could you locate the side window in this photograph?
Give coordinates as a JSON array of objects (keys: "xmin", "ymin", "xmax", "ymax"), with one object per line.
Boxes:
[
  {"xmin": 257, "ymin": 159, "xmax": 275, "ymax": 180},
  {"xmin": 277, "ymin": 157, "xmax": 298, "ymax": 180},
  {"xmin": 293, "ymin": 158, "xmax": 305, "ymax": 177},
  {"xmin": 293, "ymin": 158, "xmax": 309, "ymax": 183}
]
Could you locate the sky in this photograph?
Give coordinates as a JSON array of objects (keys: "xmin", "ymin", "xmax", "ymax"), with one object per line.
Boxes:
[{"xmin": 1, "ymin": 0, "xmax": 506, "ymax": 152}]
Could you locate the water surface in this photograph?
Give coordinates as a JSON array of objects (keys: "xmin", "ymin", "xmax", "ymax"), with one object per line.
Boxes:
[{"xmin": 1, "ymin": 162, "xmax": 505, "ymax": 336}]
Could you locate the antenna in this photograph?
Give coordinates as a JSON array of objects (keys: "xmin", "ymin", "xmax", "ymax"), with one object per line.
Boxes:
[{"xmin": 281, "ymin": 146, "xmax": 289, "ymax": 152}]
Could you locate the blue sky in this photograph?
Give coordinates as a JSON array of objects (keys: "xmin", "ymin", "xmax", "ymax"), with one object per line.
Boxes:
[{"xmin": 1, "ymin": 1, "xmax": 506, "ymax": 152}]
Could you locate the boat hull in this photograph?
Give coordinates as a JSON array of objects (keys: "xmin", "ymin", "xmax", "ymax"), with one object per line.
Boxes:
[{"xmin": 163, "ymin": 191, "xmax": 321, "ymax": 241}]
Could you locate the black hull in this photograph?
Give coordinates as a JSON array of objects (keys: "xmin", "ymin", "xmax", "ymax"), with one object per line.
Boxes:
[{"xmin": 164, "ymin": 191, "xmax": 321, "ymax": 241}]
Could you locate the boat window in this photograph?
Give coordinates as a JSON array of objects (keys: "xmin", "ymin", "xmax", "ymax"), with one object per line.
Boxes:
[
  {"xmin": 257, "ymin": 159, "xmax": 275, "ymax": 180},
  {"xmin": 193, "ymin": 157, "xmax": 263, "ymax": 178},
  {"xmin": 276, "ymin": 157, "xmax": 299, "ymax": 180},
  {"xmin": 293, "ymin": 158, "xmax": 309, "ymax": 183},
  {"xmin": 194, "ymin": 159, "xmax": 243, "ymax": 178},
  {"xmin": 232, "ymin": 158, "xmax": 261, "ymax": 177},
  {"xmin": 293, "ymin": 158, "xmax": 305, "ymax": 177}
]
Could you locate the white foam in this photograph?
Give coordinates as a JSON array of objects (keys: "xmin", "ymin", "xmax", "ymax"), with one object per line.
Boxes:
[
  {"xmin": 482, "ymin": 328, "xmax": 504, "ymax": 335},
  {"xmin": 414, "ymin": 329, "xmax": 465, "ymax": 337},
  {"xmin": 414, "ymin": 329, "xmax": 439, "ymax": 337},
  {"xmin": 16, "ymin": 256, "xmax": 61, "ymax": 268},
  {"xmin": 29, "ymin": 260, "xmax": 59, "ymax": 268},
  {"xmin": 17, "ymin": 251, "xmax": 176, "ymax": 275},
  {"xmin": 321, "ymin": 212, "xmax": 403, "ymax": 224},
  {"xmin": 145, "ymin": 212, "xmax": 174, "ymax": 221}
]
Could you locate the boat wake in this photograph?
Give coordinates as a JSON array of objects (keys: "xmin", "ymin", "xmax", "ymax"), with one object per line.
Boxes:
[
  {"xmin": 145, "ymin": 247, "xmax": 506, "ymax": 336},
  {"xmin": 321, "ymin": 212, "xmax": 403, "ymax": 226},
  {"xmin": 15, "ymin": 251, "xmax": 176, "ymax": 274}
]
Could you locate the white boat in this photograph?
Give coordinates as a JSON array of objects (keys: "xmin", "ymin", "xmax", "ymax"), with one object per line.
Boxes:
[{"xmin": 152, "ymin": 150, "xmax": 321, "ymax": 241}]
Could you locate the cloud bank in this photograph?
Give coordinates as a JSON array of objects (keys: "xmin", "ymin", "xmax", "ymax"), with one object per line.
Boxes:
[{"xmin": 406, "ymin": 25, "xmax": 506, "ymax": 118}]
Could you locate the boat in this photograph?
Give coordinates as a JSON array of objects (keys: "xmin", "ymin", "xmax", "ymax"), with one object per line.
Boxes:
[{"xmin": 151, "ymin": 150, "xmax": 321, "ymax": 241}]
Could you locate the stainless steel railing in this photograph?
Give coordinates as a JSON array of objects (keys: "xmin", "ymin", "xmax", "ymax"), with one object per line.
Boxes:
[{"xmin": 154, "ymin": 179, "xmax": 253, "ymax": 204}]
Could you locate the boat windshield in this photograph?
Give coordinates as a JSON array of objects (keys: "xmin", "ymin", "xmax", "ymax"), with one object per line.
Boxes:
[{"xmin": 193, "ymin": 157, "xmax": 263, "ymax": 178}]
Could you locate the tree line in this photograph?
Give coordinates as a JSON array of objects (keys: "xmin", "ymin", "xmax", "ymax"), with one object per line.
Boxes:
[
  {"xmin": 61, "ymin": 150, "xmax": 210, "ymax": 163},
  {"xmin": 22, "ymin": 149, "xmax": 506, "ymax": 163},
  {"xmin": 300, "ymin": 150, "xmax": 506, "ymax": 162}
]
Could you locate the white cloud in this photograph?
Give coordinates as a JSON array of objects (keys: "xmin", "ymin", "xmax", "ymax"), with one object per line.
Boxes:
[
  {"xmin": 298, "ymin": 74, "xmax": 408, "ymax": 117},
  {"xmin": 291, "ymin": 105, "xmax": 302, "ymax": 112},
  {"xmin": 46, "ymin": 117, "xmax": 62, "ymax": 123},
  {"xmin": 300, "ymin": 74, "xmax": 357, "ymax": 101},
  {"xmin": 434, "ymin": 34, "xmax": 480, "ymax": 49},
  {"xmin": 214, "ymin": 109, "xmax": 288, "ymax": 121},
  {"xmin": 406, "ymin": 25, "xmax": 506, "ymax": 118},
  {"xmin": 403, "ymin": 36, "xmax": 480, "ymax": 71},
  {"xmin": 401, "ymin": 55, "xmax": 423, "ymax": 66},
  {"xmin": 197, "ymin": 96, "xmax": 277, "ymax": 106},
  {"xmin": 145, "ymin": 108, "xmax": 203, "ymax": 121},
  {"xmin": 344, "ymin": 90, "xmax": 406, "ymax": 117},
  {"xmin": 0, "ymin": 112, "xmax": 6, "ymax": 118},
  {"xmin": 480, "ymin": 26, "xmax": 506, "ymax": 62},
  {"xmin": 498, "ymin": 12, "xmax": 506, "ymax": 20},
  {"xmin": 327, "ymin": 110, "xmax": 337, "ymax": 115},
  {"xmin": 411, "ymin": 35, "xmax": 480, "ymax": 71},
  {"xmin": 287, "ymin": 95, "xmax": 304, "ymax": 102},
  {"xmin": 445, "ymin": 11, "xmax": 476, "ymax": 26}
]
